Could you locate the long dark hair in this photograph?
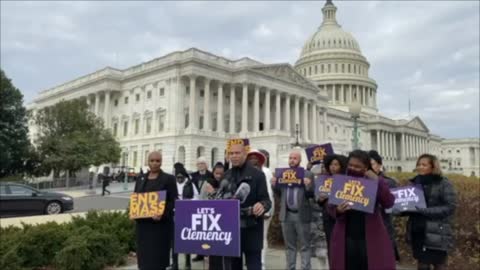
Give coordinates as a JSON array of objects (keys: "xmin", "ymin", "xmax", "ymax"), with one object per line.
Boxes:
[
  {"xmin": 347, "ymin": 150, "xmax": 372, "ymax": 171},
  {"xmin": 324, "ymin": 154, "xmax": 348, "ymax": 175}
]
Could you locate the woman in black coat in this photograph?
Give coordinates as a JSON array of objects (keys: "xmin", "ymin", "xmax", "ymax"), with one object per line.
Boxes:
[
  {"xmin": 406, "ymin": 154, "xmax": 456, "ymax": 270},
  {"xmin": 134, "ymin": 151, "xmax": 178, "ymax": 270},
  {"xmin": 316, "ymin": 154, "xmax": 347, "ymax": 256}
]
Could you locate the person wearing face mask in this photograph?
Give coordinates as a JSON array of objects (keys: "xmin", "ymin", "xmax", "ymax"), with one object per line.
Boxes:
[
  {"xmin": 134, "ymin": 151, "xmax": 178, "ymax": 270},
  {"xmin": 327, "ymin": 150, "xmax": 395, "ymax": 270},
  {"xmin": 169, "ymin": 164, "xmax": 199, "ymax": 270},
  {"xmin": 368, "ymin": 150, "xmax": 400, "ymax": 262},
  {"xmin": 271, "ymin": 149, "xmax": 315, "ymax": 270},
  {"xmin": 405, "ymin": 154, "xmax": 456, "ymax": 270},
  {"xmin": 316, "ymin": 154, "xmax": 347, "ymax": 261}
]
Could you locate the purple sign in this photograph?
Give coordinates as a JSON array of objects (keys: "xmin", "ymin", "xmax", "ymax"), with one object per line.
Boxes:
[
  {"xmin": 275, "ymin": 167, "xmax": 305, "ymax": 187},
  {"xmin": 315, "ymin": 175, "xmax": 334, "ymax": 197},
  {"xmin": 328, "ymin": 175, "xmax": 378, "ymax": 214},
  {"xmin": 305, "ymin": 143, "xmax": 334, "ymax": 165},
  {"xmin": 174, "ymin": 200, "xmax": 240, "ymax": 257},
  {"xmin": 387, "ymin": 185, "xmax": 427, "ymax": 213}
]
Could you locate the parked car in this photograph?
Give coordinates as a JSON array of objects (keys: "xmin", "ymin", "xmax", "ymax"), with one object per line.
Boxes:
[{"xmin": 0, "ymin": 182, "xmax": 74, "ymax": 217}]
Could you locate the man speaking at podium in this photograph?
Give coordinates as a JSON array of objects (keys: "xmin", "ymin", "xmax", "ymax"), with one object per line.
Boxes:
[{"xmin": 223, "ymin": 141, "xmax": 272, "ymax": 270}]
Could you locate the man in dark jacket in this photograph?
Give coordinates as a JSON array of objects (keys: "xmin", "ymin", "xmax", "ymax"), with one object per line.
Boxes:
[
  {"xmin": 368, "ymin": 150, "xmax": 400, "ymax": 261},
  {"xmin": 224, "ymin": 142, "xmax": 272, "ymax": 270}
]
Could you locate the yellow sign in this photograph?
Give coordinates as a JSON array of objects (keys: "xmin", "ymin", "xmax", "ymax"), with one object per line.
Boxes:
[{"xmin": 129, "ymin": 191, "xmax": 166, "ymax": 219}]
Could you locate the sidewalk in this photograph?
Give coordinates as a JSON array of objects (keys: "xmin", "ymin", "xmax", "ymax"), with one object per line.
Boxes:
[
  {"xmin": 116, "ymin": 248, "xmax": 330, "ymax": 270},
  {"xmin": 115, "ymin": 249, "xmax": 414, "ymax": 270},
  {"xmin": 59, "ymin": 182, "xmax": 135, "ymax": 198}
]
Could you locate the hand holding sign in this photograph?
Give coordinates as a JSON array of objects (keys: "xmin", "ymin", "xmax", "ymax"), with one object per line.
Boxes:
[
  {"xmin": 129, "ymin": 191, "xmax": 167, "ymax": 219},
  {"xmin": 328, "ymin": 175, "xmax": 378, "ymax": 214},
  {"xmin": 305, "ymin": 143, "xmax": 334, "ymax": 165},
  {"xmin": 275, "ymin": 167, "xmax": 305, "ymax": 187}
]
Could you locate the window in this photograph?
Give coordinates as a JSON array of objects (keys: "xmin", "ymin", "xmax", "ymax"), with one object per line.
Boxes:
[
  {"xmin": 133, "ymin": 151, "xmax": 138, "ymax": 167},
  {"xmin": 124, "ymin": 97, "xmax": 129, "ymax": 104},
  {"xmin": 342, "ymin": 64, "xmax": 345, "ymax": 73},
  {"xmin": 309, "ymin": 66, "xmax": 312, "ymax": 75},
  {"xmin": 113, "ymin": 123, "xmax": 118, "ymax": 136},
  {"xmin": 200, "ymin": 90, "xmax": 204, "ymax": 97},
  {"xmin": 123, "ymin": 121, "xmax": 128, "ymax": 136},
  {"xmin": 348, "ymin": 64, "xmax": 351, "ymax": 73},
  {"xmin": 146, "ymin": 118, "xmax": 152, "ymax": 134},
  {"xmin": 315, "ymin": 65, "xmax": 318, "ymax": 74},
  {"xmin": 158, "ymin": 113, "xmax": 165, "ymax": 132},
  {"xmin": 147, "ymin": 91, "xmax": 152, "ymax": 99},
  {"xmin": 136, "ymin": 94, "xmax": 140, "ymax": 102},
  {"xmin": 114, "ymin": 99, "xmax": 118, "ymax": 106},
  {"xmin": 321, "ymin": 65, "xmax": 324, "ymax": 73},
  {"xmin": 335, "ymin": 64, "xmax": 338, "ymax": 73},
  {"xmin": 328, "ymin": 64, "xmax": 331, "ymax": 73},
  {"xmin": 456, "ymin": 149, "xmax": 460, "ymax": 153},
  {"xmin": 186, "ymin": 87, "xmax": 190, "ymax": 95},
  {"xmin": 9, "ymin": 185, "xmax": 34, "ymax": 195},
  {"xmin": 134, "ymin": 119, "xmax": 140, "ymax": 134},
  {"xmin": 160, "ymin": 88, "xmax": 165, "ymax": 96}
]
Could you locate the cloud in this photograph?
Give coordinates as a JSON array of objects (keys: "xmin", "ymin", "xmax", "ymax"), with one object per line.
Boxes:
[{"xmin": 1, "ymin": 0, "xmax": 478, "ymax": 138}]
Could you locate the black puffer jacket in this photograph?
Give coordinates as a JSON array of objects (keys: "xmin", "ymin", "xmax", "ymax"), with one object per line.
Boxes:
[{"xmin": 406, "ymin": 174, "xmax": 456, "ymax": 251}]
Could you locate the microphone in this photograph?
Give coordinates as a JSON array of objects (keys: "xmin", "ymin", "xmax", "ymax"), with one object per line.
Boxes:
[
  {"xmin": 215, "ymin": 179, "xmax": 231, "ymax": 199},
  {"xmin": 234, "ymin": 182, "xmax": 251, "ymax": 203}
]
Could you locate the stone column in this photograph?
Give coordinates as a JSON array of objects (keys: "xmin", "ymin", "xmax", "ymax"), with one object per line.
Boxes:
[
  {"xmin": 302, "ymin": 99, "xmax": 309, "ymax": 141},
  {"xmin": 253, "ymin": 85, "xmax": 260, "ymax": 132},
  {"xmin": 217, "ymin": 82, "xmax": 224, "ymax": 132},
  {"xmin": 103, "ymin": 91, "xmax": 111, "ymax": 128},
  {"xmin": 393, "ymin": 133, "xmax": 397, "ymax": 160},
  {"xmin": 204, "ymin": 78, "xmax": 211, "ymax": 131},
  {"xmin": 376, "ymin": 130, "xmax": 380, "ymax": 151},
  {"xmin": 312, "ymin": 102, "xmax": 317, "ymax": 142},
  {"xmin": 401, "ymin": 133, "xmax": 405, "ymax": 160},
  {"xmin": 241, "ymin": 82, "xmax": 248, "ymax": 133},
  {"xmin": 275, "ymin": 91, "xmax": 281, "ymax": 130},
  {"xmin": 332, "ymin": 85, "xmax": 337, "ymax": 105},
  {"xmin": 188, "ymin": 75, "xmax": 197, "ymax": 129},
  {"xmin": 294, "ymin": 96, "xmax": 300, "ymax": 130},
  {"xmin": 322, "ymin": 110, "xmax": 327, "ymax": 140},
  {"xmin": 229, "ymin": 86, "xmax": 235, "ymax": 133},
  {"xmin": 347, "ymin": 85, "xmax": 352, "ymax": 104},
  {"xmin": 285, "ymin": 95, "xmax": 291, "ymax": 134},
  {"xmin": 94, "ymin": 93, "xmax": 100, "ymax": 116},
  {"xmin": 264, "ymin": 88, "xmax": 271, "ymax": 131},
  {"xmin": 340, "ymin": 84, "xmax": 344, "ymax": 104}
]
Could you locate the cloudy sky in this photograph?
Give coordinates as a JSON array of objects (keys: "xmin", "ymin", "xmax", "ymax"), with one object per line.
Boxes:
[{"xmin": 1, "ymin": 1, "xmax": 479, "ymax": 139}]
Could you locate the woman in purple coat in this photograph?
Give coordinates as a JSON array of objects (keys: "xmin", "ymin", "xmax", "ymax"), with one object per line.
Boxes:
[{"xmin": 328, "ymin": 150, "xmax": 395, "ymax": 270}]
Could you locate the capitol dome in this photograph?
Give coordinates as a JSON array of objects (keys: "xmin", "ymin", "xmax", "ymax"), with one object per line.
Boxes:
[{"xmin": 295, "ymin": 0, "xmax": 378, "ymax": 114}]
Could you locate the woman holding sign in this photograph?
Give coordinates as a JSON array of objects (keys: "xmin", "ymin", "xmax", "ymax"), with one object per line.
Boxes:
[
  {"xmin": 316, "ymin": 154, "xmax": 347, "ymax": 256},
  {"xmin": 134, "ymin": 151, "xmax": 178, "ymax": 270},
  {"xmin": 328, "ymin": 150, "xmax": 395, "ymax": 270},
  {"xmin": 406, "ymin": 154, "xmax": 456, "ymax": 270}
]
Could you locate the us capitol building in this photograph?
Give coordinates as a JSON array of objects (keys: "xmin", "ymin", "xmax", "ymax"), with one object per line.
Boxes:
[{"xmin": 27, "ymin": 0, "xmax": 479, "ymax": 176}]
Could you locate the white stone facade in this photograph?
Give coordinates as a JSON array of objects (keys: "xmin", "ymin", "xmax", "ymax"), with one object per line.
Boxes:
[
  {"xmin": 439, "ymin": 139, "xmax": 480, "ymax": 177},
  {"xmin": 26, "ymin": 0, "xmax": 479, "ymax": 176}
]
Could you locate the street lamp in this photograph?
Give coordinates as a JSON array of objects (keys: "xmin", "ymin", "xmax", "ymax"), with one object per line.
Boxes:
[{"xmin": 349, "ymin": 102, "xmax": 362, "ymax": 150}]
